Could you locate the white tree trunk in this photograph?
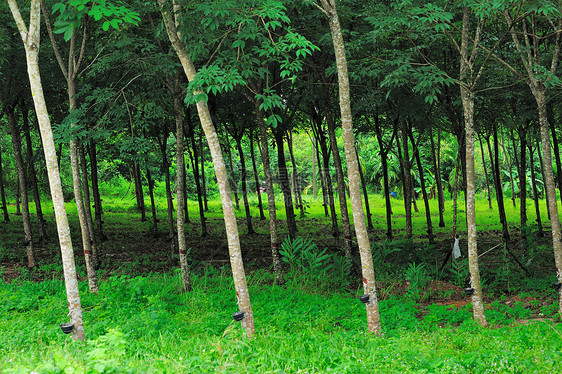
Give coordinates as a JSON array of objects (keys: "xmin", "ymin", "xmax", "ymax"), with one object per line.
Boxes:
[{"xmin": 7, "ymin": 0, "xmax": 85, "ymax": 340}]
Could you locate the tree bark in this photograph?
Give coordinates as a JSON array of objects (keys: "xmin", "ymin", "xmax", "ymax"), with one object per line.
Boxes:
[
  {"xmin": 410, "ymin": 130, "xmax": 434, "ymax": 244},
  {"xmin": 7, "ymin": 107, "xmax": 36, "ymax": 268},
  {"xmin": 515, "ymin": 128, "xmax": 528, "ymax": 228},
  {"xmin": 236, "ymin": 137, "xmax": 255, "ymax": 235},
  {"xmin": 397, "ymin": 125, "xmax": 413, "ymax": 239},
  {"xmin": 459, "ymin": 6, "xmax": 487, "ymax": 327},
  {"xmin": 250, "ymin": 132, "xmax": 266, "ymax": 220},
  {"xmin": 287, "ymin": 132, "xmax": 304, "ymax": 218},
  {"xmin": 0, "ymin": 145, "xmax": 9, "ymax": 222},
  {"xmin": 173, "ymin": 78, "xmax": 191, "ymax": 292},
  {"xmin": 21, "ymin": 106, "xmax": 46, "ymax": 241},
  {"xmin": 492, "ymin": 130, "xmax": 510, "ymax": 241},
  {"xmin": 431, "ymin": 129, "xmax": 446, "ymax": 226},
  {"xmin": 527, "ymin": 134, "xmax": 543, "ymax": 236},
  {"xmin": 326, "ymin": 112, "xmax": 353, "ymax": 260},
  {"xmin": 478, "ymin": 136, "xmax": 493, "ymax": 210},
  {"xmin": 255, "ymin": 101, "xmax": 282, "ymax": 284},
  {"xmin": 88, "ymin": 141, "xmax": 106, "ymax": 240},
  {"xmin": 320, "ymin": 0, "xmax": 381, "ymax": 334},
  {"xmin": 533, "ymin": 87, "xmax": 562, "ymax": 316},
  {"xmin": 9, "ymin": 0, "xmax": 85, "ymax": 340},
  {"xmin": 79, "ymin": 146, "xmax": 98, "ymax": 268},
  {"xmin": 146, "ymin": 167, "xmax": 158, "ymax": 234},
  {"xmin": 159, "ymin": 1, "xmax": 255, "ymax": 336},
  {"xmin": 356, "ymin": 147, "xmax": 373, "ymax": 230},
  {"xmin": 274, "ymin": 130, "xmax": 297, "ymax": 238},
  {"xmin": 68, "ymin": 78, "xmax": 98, "ymax": 293},
  {"xmin": 160, "ymin": 136, "xmax": 175, "ymax": 253},
  {"xmin": 187, "ymin": 129, "xmax": 207, "ymax": 237}
]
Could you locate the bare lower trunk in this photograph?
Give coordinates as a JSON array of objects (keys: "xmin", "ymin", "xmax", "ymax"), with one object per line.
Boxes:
[
  {"xmin": 537, "ymin": 140, "xmax": 551, "ymax": 220},
  {"xmin": 528, "ymin": 136, "xmax": 543, "ymax": 235},
  {"xmin": 398, "ymin": 127, "xmax": 413, "ymax": 238},
  {"xmin": 315, "ymin": 136, "xmax": 329, "ymax": 217},
  {"xmin": 516, "ymin": 129, "xmax": 528, "ymax": 228},
  {"xmin": 22, "ymin": 109, "xmax": 46, "ymax": 241},
  {"xmin": 321, "ymin": 0, "xmax": 381, "ymax": 334},
  {"xmin": 250, "ymin": 134, "xmax": 266, "ymax": 220},
  {"xmin": 287, "ymin": 133, "xmax": 304, "ymax": 218},
  {"xmin": 460, "ymin": 86, "xmax": 487, "ymax": 326},
  {"xmin": 200, "ymin": 140, "xmax": 209, "ymax": 212},
  {"xmin": 491, "ymin": 131, "xmax": 510, "ymax": 241},
  {"xmin": 8, "ymin": 0, "xmax": 85, "ymax": 339},
  {"xmin": 478, "ymin": 136, "xmax": 493, "ymax": 210},
  {"xmin": 69, "ymin": 80, "xmax": 98, "ymax": 293},
  {"xmin": 274, "ymin": 131, "xmax": 297, "ymax": 238},
  {"xmin": 0, "ymin": 146, "xmax": 9, "ymax": 222},
  {"xmin": 187, "ymin": 130, "xmax": 207, "ymax": 237},
  {"xmin": 534, "ymin": 88, "xmax": 562, "ymax": 316},
  {"xmin": 7, "ymin": 108, "xmax": 36, "ymax": 268},
  {"xmin": 159, "ymin": 3, "xmax": 255, "ymax": 335},
  {"xmin": 410, "ymin": 129, "xmax": 434, "ymax": 244},
  {"xmin": 317, "ymin": 128, "xmax": 340, "ymax": 242},
  {"xmin": 79, "ymin": 146, "xmax": 98, "ymax": 268},
  {"xmin": 146, "ymin": 168, "xmax": 158, "ymax": 234},
  {"xmin": 431, "ymin": 130, "xmax": 446, "ymax": 226},
  {"xmin": 256, "ymin": 101, "xmax": 283, "ymax": 284},
  {"xmin": 133, "ymin": 163, "xmax": 146, "ymax": 221},
  {"xmin": 89, "ymin": 141, "xmax": 106, "ymax": 240},
  {"xmin": 356, "ymin": 147, "xmax": 373, "ymax": 230},
  {"xmin": 174, "ymin": 81, "xmax": 191, "ymax": 292},
  {"xmin": 327, "ymin": 113, "xmax": 353, "ymax": 260},
  {"xmin": 236, "ymin": 138, "xmax": 255, "ymax": 235}
]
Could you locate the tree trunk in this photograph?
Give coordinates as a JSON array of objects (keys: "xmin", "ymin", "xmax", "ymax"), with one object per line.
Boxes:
[
  {"xmin": 356, "ymin": 147, "xmax": 373, "ymax": 230},
  {"xmin": 459, "ymin": 6, "xmax": 487, "ymax": 326},
  {"xmin": 326, "ymin": 113, "xmax": 353, "ymax": 260},
  {"xmin": 133, "ymin": 163, "xmax": 146, "ymax": 221},
  {"xmin": 536, "ymin": 139, "xmax": 551, "ymax": 219},
  {"xmin": 146, "ymin": 167, "xmax": 158, "ymax": 235},
  {"xmin": 500, "ymin": 130, "xmax": 517, "ymax": 208},
  {"xmin": 314, "ymin": 136, "xmax": 329, "ymax": 217},
  {"xmin": 187, "ymin": 130, "xmax": 207, "ymax": 237},
  {"xmin": 200, "ymin": 138, "xmax": 209, "ymax": 212},
  {"xmin": 15, "ymin": 174, "xmax": 21, "ymax": 216},
  {"xmin": 162, "ymin": 147, "xmax": 175, "ymax": 253},
  {"xmin": 250, "ymin": 133, "xmax": 266, "ymax": 220},
  {"xmin": 431, "ymin": 129, "xmax": 446, "ymax": 226},
  {"xmin": 274, "ymin": 130, "xmax": 297, "ymax": 238},
  {"xmin": 255, "ymin": 101, "xmax": 282, "ymax": 284},
  {"xmin": 68, "ymin": 78, "xmax": 98, "ymax": 293},
  {"xmin": 21, "ymin": 107, "xmax": 46, "ymax": 241},
  {"xmin": 182, "ymin": 160, "xmax": 190, "ymax": 224},
  {"xmin": 547, "ymin": 103, "xmax": 562, "ymax": 199},
  {"xmin": 236, "ymin": 138, "xmax": 255, "ymax": 235},
  {"xmin": 311, "ymin": 137, "xmax": 318, "ymax": 198},
  {"xmin": 321, "ymin": 0, "xmax": 381, "ymax": 334},
  {"xmin": 79, "ymin": 146, "xmax": 98, "ymax": 268},
  {"xmin": 411, "ymin": 130, "xmax": 434, "ymax": 244},
  {"xmin": 316, "ymin": 125, "xmax": 340, "ymax": 241},
  {"xmin": 8, "ymin": 0, "xmax": 85, "ymax": 339},
  {"xmin": 533, "ymin": 87, "xmax": 562, "ymax": 316},
  {"xmin": 374, "ymin": 120, "xmax": 394, "ymax": 238},
  {"xmin": 7, "ymin": 108, "xmax": 36, "ymax": 268},
  {"xmin": 516, "ymin": 128, "xmax": 528, "ymax": 228},
  {"xmin": 287, "ymin": 132, "xmax": 304, "ymax": 218},
  {"xmin": 0, "ymin": 145, "xmax": 9, "ymax": 222},
  {"xmin": 89, "ymin": 141, "xmax": 106, "ymax": 240},
  {"xmin": 397, "ymin": 126, "xmax": 413, "ymax": 239},
  {"xmin": 224, "ymin": 133, "xmax": 240, "ymax": 211},
  {"xmin": 527, "ymin": 135, "xmax": 543, "ymax": 236},
  {"xmin": 173, "ymin": 80, "xmax": 191, "ymax": 292},
  {"xmin": 492, "ymin": 130, "xmax": 510, "ymax": 242},
  {"xmin": 160, "ymin": 2, "xmax": 255, "ymax": 336},
  {"xmin": 478, "ymin": 136, "xmax": 493, "ymax": 210}
]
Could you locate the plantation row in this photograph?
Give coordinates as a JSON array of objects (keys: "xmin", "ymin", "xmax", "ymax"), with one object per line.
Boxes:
[{"xmin": 2, "ymin": 0, "xmax": 562, "ymax": 339}]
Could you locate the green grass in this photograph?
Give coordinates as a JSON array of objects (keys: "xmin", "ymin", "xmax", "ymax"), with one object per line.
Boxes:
[{"xmin": 1, "ymin": 271, "xmax": 561, "ymax": 373}]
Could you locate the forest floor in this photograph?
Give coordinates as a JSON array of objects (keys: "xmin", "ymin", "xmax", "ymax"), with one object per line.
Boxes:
[{"xmin": 1, "ymin": 196, "xmax": 562, "ymax": 372}]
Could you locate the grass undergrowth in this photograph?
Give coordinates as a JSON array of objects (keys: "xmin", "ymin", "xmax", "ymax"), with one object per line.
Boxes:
[{"xmin": 1, "ymin": 270, "xmax": 561, "ymax": 373}]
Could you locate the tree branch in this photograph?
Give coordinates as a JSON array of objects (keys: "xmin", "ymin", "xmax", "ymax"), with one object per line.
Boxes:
[{"xmin": 40, "ymin": 0, "xmax": 68, "ymax": 80}]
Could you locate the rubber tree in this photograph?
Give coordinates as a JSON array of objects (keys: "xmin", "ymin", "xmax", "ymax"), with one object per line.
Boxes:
[
  {"xmin": 503, "ymin": 8, "xmax": 562, "ymax": 316},
  {"xmin": 158, "ymin": 0, "xmax": 255, "ymax": 337},
  {"xmin": 7, "ymin": 0, "xmax": 85, "ymax": 340},
  {"xmin": 314, "ymin": 0, "xmax": 381, "ymax": 334}
]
